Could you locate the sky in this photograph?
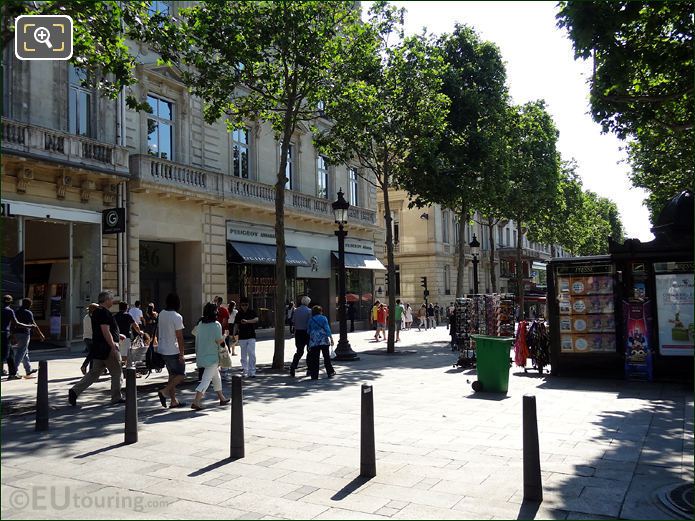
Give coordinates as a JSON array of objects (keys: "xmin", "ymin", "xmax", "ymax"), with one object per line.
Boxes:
[{"xmin": 383, "ymin": 1, "xmax": 654, "ymax": 241}]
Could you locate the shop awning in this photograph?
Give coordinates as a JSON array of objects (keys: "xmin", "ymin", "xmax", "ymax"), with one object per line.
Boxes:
[
  {"xmin": 227, "ymin": 241, "xmax": 310, "ymax": 267},
  {"xmin": 332, "ymin": 252, "xmax": 386, "ymax": 270},
  {"xmin": 532, "ymin": 261, "xmax": 547, "ymax": 271}
]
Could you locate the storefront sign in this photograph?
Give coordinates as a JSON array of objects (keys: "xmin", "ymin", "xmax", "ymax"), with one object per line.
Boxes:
[
  {"xmin": 655, "ymin": 273, "xmax": 694, "ymax": 356},
  {"xmin": 102, "ymin": 208, "xmax": 126, "ymax": 234},
  {"xmin": 0, "ymin": 202, "xmax": 14, "ymax": 217},
  {"xmin": 2, "ymin": 199, "xmax": 101, "ymax": 223}
]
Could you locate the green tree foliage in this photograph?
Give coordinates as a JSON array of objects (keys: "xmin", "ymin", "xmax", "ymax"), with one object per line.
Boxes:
[
  {"xmin": 155, "ymin": 1, "xmax": 361, "ymax": 368},
  {"xmin": 557, "ymin": 1, "xmax": 694, "ymax": 220},
  {"xmin": 1, "ymin": 0, "xmax": 158, "ymax": 111},
  {"xmin": 316, "ymin": 2, "xmax": 449, "ymax": 353},
  {"xmin": 504, "ymin": 101, "xmax": 560, "ymax": 317},
  {"xmin": 397, "ymin": 24, "xmax": 509, "ymax": 297},
  {"xmin": 573, "ymin": 191, "xmax": 625, "ymax": 256}
]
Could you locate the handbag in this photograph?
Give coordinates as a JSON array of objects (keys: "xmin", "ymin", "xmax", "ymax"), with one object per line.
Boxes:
[{"xmin": 218, "ymin": 344, "xmax": 233, "ymax": 368}]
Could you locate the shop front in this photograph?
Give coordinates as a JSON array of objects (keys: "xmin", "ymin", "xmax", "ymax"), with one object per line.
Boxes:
[
  {"xmin": 226, "ymin": 221, "xmax": 383, "ymax": 327},
  {"xmin": 1, "ymin": 200, "xmax": 102, "ymax": 343}
]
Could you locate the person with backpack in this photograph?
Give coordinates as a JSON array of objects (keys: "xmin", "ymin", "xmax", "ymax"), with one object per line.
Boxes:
[
  {"xmin": 69, "ymin": 291, "xmax": 125, "ymax": 406},
  {"xmin": 306, "ymin": 305, "xmax": 335, "ymax": 380},
  {"xmin": 289, "ymin": 296, "xmax": 311, "ymax": 378},
  {"xmin": 191, "ymin": 302, "xmax": 230, "ymax": 411},
  {"xmin": 114, "ymin": 301, "xmax": 142, "ymax": 368}
]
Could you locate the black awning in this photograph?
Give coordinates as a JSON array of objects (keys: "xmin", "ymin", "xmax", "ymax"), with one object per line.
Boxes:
[
  {"xmin": 331, "ymin": 252, "xmax": 386, "ymax": 270},
  {"xmin": 227, "ymin": 241, "xmax": 310, "ymax": 267}
]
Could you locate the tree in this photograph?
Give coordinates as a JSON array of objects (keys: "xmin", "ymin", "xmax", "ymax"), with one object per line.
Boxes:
[
  {"xmin": 316, "ymin": 2, "xmax": 449, "ymax": 353},
  {"xmin": 2, "ymin": 0, "xmax": 157, "ymax": 111},
  {"xmin": 398, "ymin": 24, "xmax": 509, "ymax": 297},
  {"xmin": 527, "ymin": 158, "xmax": 586, "ymax": 257},
  {"xmin": 504, "ymin": 101, "xmax": 560, "ymax": 317},
  {"xmin": 573, "ymin": 191, "xmax": 625, "ymax": 256},
  {"xmin": 156, "ymin": 1, "xmax": 361, "ymax": 369},
  {"xmin": 557, "ymin": 1, "xmax": 694, "ymax": 221}
]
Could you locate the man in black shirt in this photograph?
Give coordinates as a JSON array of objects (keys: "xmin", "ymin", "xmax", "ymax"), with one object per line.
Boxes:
[
  {"xmin": 69, "ymin": 291, "xmax": 125, "ymax": 406},
  {"xmin": 234, "ymin": 297, "xmax": 258, "ymax": 378},
  {"xmin": 11, "ymin": 298, "xmax": 45, "ymax": 379}
]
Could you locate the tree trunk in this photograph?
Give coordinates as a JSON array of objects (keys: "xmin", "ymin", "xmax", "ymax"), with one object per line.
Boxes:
[
  {"xmin": 455, "ymin": 206, "xmax": 468, "ymax": 297},
  {"xmin": 516, "ymin": 220, "xmax": 525, "ymax": 321},
  {"xmin": 272, "ymin": 115, "xmax": 295, "ymax": 371},
  {"xmin": 382, "ymin": 173, "xmax": 396, "ymax": 354},
  {"xmin": 488, "ymin": 216, "xmax": 497, "ymax": 293}
]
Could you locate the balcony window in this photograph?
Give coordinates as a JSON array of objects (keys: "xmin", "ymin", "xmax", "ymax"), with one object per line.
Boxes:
[
  {"xmin": 442, "ymin": 210, "xmax": 450, "ymax": 244},
  {"xmin": 147, "ymin": 95, "xmax": 174, "ymax": 160},
  {"xmin": 348, "ymin": 167, "xmax": 359, "ymax": 206},
  {"xmin": 317, "ymin": 155, "xmax": 329, "ymax": 199},
  {"xmin": 232, "ymin": 128, "xmax": 249, "ymax": 179},
  {"xmin": 68, "ymin": 66, "xmax": 91, "ymax": 137},
  {"xmin": 284, "ymin": 144, "xmax": 294, "ymax": 190}
]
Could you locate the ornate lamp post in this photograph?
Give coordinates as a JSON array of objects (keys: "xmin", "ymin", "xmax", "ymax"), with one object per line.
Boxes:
[
  {"xmin": 470, "ymin": 233, "xmax": 480, "ymax": 295},
  {"xmin": 332, "ymin": 189, "xmax": 359, "ymax": 361}
]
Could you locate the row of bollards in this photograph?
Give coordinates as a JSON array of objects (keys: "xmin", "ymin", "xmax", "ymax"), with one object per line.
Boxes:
[{"xmin": 34, "ymin": 361, "xmax": 541, "ymax": 500}]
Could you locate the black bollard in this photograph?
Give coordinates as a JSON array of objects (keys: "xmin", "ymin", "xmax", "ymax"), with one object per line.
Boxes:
[
  {"xmin": 230, "ymin": 375, "xmax": 244, "ymax": 460},
  {"xmin": 360, "ymin": 384, "xmax": 376, "ymax": 478},
  {"xmin": 522, "ymin": 394, "xmax": 543, "ymax": 501},
  {"xmin": 35, "ymin": 360, "xmax": 48, "ymax": 432},
  {"xmin": 124, "ymin": 368, "xmax": 138, "ymax": 444}
]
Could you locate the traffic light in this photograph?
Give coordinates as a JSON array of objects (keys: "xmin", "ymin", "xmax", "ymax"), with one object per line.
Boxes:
[{"xmin": 420, "ymin": 276, "xmax": 428, "ymax": 289}]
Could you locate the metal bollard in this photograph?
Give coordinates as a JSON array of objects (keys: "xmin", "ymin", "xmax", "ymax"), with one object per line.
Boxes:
[
  {"xmin": 124, "ymin": 368, "xmax": 138, "ymax": 444},
  {"xmin": 230, "ymin": 375, "xmax": 244, "ymax": 460},
  {"xmin": 523, "ymin": 394, "xmax": 543, "ymax": 501},
  {"xmin": 360, "ymin": 384, "xmax": 376, "ymax": 478},
  {"xmin": 35, "ymin": 360, "xmax": 48, "ymax": 432}
]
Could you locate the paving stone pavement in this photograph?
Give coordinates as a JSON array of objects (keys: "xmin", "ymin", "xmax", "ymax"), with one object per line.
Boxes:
[{"xmin": 1, "ymin": 326, "xmax": 692, "ymax": 520}]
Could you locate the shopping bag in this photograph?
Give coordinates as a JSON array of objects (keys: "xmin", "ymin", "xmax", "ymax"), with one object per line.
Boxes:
[{"xmin": 218, "ymin": 345, "xmax": 233, "ymax": 368}]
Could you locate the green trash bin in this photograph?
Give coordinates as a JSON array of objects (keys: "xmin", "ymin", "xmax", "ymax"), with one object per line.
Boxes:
[{"xmin": 471, "ymin": 335, "xmax": 514, "ymax": 393}]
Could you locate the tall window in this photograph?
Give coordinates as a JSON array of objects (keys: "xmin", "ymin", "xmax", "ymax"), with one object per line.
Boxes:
[
  {"xmin": 317, "ymin": 155, "xmax": 329, "ymax": 198},
  {"xmin": 148, "ymin": 1, "xmax": 170, "ymax": 16},
  {"xmin": 442, "ymin": 210, "xmax": 450, "ymax": 244},
  {"xmin": 513, "ymin": 229, "xmax": 518, "ymax": 246},
  {"xmin": 147, "ymin": 95, "xmax": 173, "ymax": 160},
  {"xmin": 505, "ymin": 228, "xmax": 510, "ymax": 246},
  {"xmin": 444, "ymin": 265, "xmax": 451, "ymax": 295},
  {"xmin": 348, "ymin": 167, "xmax": 359, "ymax": 206},
  {"xmin": 498, "ymin": 226, "xmax": 503, "ymax": 246},
  {"xmin": 393, "ymin": 212, "xmax": 400, "ymax": 244},
  {"xmin": 69, "ymin": 66, "xmax": 91, "ymax": 137},
  {"xmin": 284, "ymin": 144, "xmax": 294, "ymax": 190},
  {"xmin": 232, "ymin": 128, "xmax": 249, "ymax": 178},
  {"xmin": 454, "ymin": 216, "xmax": 460, "ymax": 244}
]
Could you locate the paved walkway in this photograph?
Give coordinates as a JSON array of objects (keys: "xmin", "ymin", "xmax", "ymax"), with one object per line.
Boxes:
[{"xmin": 1, "ymin": 327, "xmax": 692, "ymax": 520}]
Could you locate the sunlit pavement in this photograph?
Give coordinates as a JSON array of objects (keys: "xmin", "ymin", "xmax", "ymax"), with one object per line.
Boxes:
[{"xmin": 2, "ymin": 326, "xmax": 692, "ymax": 520}]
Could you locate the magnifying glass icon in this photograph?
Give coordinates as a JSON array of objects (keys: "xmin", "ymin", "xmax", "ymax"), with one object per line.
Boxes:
[{"xmin": 33, "ymin": 26, "xmax": 53, "ymax": 49}]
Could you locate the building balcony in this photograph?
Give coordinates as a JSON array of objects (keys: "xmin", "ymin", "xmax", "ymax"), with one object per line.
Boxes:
[
  {"xmin": 129, "ymin": 154, "xmax": 378, "ymax": 228},
  {"xmin": 1, "ymin": 117, "xmax": 129, "ymax": 176}
]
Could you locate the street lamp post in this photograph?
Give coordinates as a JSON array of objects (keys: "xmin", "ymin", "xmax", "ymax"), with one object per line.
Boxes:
[
  {"xmin": 332, "ymin": 189, "xmax": 359, "ymax": 361},
  {"xmin": 470, "ymin": 233, "xmax": 480, "ymax": 295}
]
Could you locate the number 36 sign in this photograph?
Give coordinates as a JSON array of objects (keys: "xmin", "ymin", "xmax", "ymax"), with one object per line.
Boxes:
[{"xmin": 102, "ymin": 208, "xmax": 125, "ymax": 234}]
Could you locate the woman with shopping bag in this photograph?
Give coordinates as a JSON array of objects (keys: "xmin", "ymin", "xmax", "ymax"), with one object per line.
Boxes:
[{"xmin": 191, "ymin": 302, "xmax": 231, "ymax": 411}]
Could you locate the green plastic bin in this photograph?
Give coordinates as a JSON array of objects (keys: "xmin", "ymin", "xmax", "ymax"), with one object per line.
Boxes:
[{"xmin": 471, "ymin": 335, "xmax": 514, "ymax": 393}]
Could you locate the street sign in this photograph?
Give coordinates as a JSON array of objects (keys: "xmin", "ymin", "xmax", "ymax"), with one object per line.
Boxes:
[{"xmin": 102, "ymin": 208, "xmax": 125, "ymax": 234}]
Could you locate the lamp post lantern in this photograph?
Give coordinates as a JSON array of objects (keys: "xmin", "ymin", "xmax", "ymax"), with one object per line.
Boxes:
[
  {"xmin": 470, "ymin": 233, "xmax": 480, "ymax": 295},
  {"xmin": 332, "ymin": 189, "xmax": 359, "ymax": 361}
]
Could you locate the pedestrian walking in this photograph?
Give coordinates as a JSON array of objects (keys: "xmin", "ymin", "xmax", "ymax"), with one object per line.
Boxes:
[
  {"xmin": 2, "ymin": 295, "xmax": 21, "ymax": 376},
  {"xmin": 347, "ymin": 302, "xmax": 356, "ymax": 332},
  {"xmin": 234, "ymin": 297, "xmax": 258, "ymax": 378},
  {"xmin": 286, "ymin": 300, "xmax": 296, "ymax": 334},
  {"xmin": 404, "ymin": 303, "xmax": 413, "ymax": 330},
  {"xmin": 227, "ymin": 301, "xmax": 238, "ymax": 356},
  {"xmin": 215, "ymin": 296, "xmax": 231, "ymax": 380},
  {"xmin": 434, "ymin": 303, "xmax": 441, "ymax": 326},
  {"xmin": 191, "ymin": 302, "xmax": 230, "ymax": 411},
  {"xmin": 128, "ymin": 300, "xmax": 144, "ymax": 328},
  {"xmin": 417, "ymin": 304, "xmax": 428, "ymax": 331},
  {"xmin": 10, "ymin": 298, "xmax": 45, "ymax": 379},
  {"xmin": 427, "ymin": 303, "xmax": 436, "ymax": 329},
  {"xmin": 156, "ymin": 293, "xmax": 187, "ymax": 409},
  {"xmin": 80, "ymin": 303, "xmax": 99, "ymax": 375},
  {"xmin": 290, "ymin": 296, "xmax": 311, "ymax": 378},
  {"xmin": 143, "ymin": 303, "xmax": 158, "ymax": 340},
  {"xmin": 114, "ymin": 301, "xmax": 142, "ymax": 367},
  {"xmin": 306, "ymin": 305, "xmax": 335, "ymax": 380},
  {"xmin": 371, "ymin": 301, "xmax": 380, "ymax": 340},
  {"xmin": 376, "ymin": 303, "xmax": 387, "ymax": 341},
  {"xmin": 394, "ymin": 299, "xmax": 404, "ymax": 342},
  {"xmin": 69, "ymin": 291, "xmax": 124, "ymax": 406}
]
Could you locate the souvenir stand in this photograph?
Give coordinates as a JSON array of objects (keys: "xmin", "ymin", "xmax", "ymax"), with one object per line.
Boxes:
[{"xmin": 547, "ymin": 191, "xmax": 693, "ymax": 380}]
